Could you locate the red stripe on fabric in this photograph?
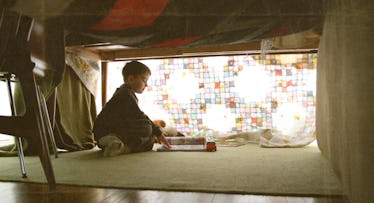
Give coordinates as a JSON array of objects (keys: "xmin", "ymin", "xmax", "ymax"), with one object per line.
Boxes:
[
  {"xmin": 264, "ymin": 25, "xmax": 290, "ymax": 38},
  {"xmin": 265, "ymin": 19, "xmax": 301, "ymax": 38},
  {"xmin": 151, "ymin": 35, "xmax": 202, "ymax": 48},
  {"xmin": 91, "ymin": 0, "xmax": 168, "ymax": 31}
]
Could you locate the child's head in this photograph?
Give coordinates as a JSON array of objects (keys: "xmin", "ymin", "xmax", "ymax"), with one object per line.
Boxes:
[{"xmin": 122, "ymin": 60, "xmax": 151, "ymax": 94}]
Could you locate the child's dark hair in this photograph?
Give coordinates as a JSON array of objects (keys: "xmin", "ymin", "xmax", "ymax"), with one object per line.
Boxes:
[{"xmin": 122, "ymin": 60, "xmax": 151, "ymax": 82}]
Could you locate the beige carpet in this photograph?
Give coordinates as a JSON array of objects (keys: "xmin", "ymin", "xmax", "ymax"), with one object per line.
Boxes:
[{"xmin": 0, "ymin": 144, "xmax": 342, "ymax": 196}]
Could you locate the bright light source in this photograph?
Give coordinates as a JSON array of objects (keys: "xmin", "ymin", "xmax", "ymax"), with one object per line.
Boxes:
[
  {"xmin": 202, "ymin": 104, "xmax": 236, "ymax": 133},
  {"xmin": 167, "ymin": 70, "xmax": 199, "ymax": 103},
  {"xmin": 235, "ymin": 65, "xmax": 271, "ymax": 102},
  {"xmin": 137, "ymin": 90, "xmax": 170, "ymax": 122},
  {"xmin": 272, "ymin": 103, "xmax": 306, "ymax": 139}
]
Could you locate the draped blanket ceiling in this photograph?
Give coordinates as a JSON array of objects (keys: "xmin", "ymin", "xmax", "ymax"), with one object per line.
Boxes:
[{"xmin": 8, "ymin": 0, "xmax": 324, "ymax": 49}]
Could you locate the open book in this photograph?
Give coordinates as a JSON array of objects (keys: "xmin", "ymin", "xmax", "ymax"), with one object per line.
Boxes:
[
  {"xmin": 156, "ymin": 136, "xmax": 216, "ymax": 152},
  {"xmin": 156, "ymin": 144, "xmax": 206, "ymax": 152}
]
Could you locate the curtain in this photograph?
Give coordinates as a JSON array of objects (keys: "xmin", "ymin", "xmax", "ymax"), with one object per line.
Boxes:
[{"xmin": 54, "ymin": 65, "xmax": 97, "ymax": 151}]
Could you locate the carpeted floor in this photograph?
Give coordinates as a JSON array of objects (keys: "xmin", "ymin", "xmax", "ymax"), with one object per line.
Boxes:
[{"xmin": 0, "ymin": 144, "xmax": 342, "ymax": 196}]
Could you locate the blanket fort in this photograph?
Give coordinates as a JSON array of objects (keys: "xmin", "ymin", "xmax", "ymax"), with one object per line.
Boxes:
[{"xmin": 156, "ymin": 136, "xmax": 217, "ymax": 152}]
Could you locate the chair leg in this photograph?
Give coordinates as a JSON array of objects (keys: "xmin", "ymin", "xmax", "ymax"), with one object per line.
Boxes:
[
  {"xmin": 0, "ymin": 76, "xmax": 57, "ymax": 189},
  {"xmin": 15, "ymin": 137, "xmax": 27, "ymax": 178},
  {"xmin": 31, "ymin": 80, "xmax": 56, "ymax": 189},
  {"xmin": 13, "ymin": 69, "xmax": 57, "ymax": 188},
  {"xmin": 5, "ymin": 73, "xmax": 27, "ymax": 178},
  {"xmin": 37, "ymin": 86, "xmax": 58, "ymax": 158}
]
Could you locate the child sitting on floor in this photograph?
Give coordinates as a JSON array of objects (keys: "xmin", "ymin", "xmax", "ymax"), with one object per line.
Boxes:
[{"xmin": 93, "ymin": 60, "xmax": 171, "ymax": 157}]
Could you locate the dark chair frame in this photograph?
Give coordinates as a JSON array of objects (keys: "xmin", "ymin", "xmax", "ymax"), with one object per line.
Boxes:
[{"xmin": 0, "ymin": 9, "xmax": 56, "ymax": 188}]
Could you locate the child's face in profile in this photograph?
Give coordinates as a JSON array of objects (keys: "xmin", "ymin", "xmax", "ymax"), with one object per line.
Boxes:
[{"xmin": 127, "ymin": 72, "xmax": 150, "ymax": 94}]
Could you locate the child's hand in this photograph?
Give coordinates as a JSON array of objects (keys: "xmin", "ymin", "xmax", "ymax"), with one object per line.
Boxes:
[{"xmin": 157, "ymin": 133, "xmax": 172, "ymax": 149}]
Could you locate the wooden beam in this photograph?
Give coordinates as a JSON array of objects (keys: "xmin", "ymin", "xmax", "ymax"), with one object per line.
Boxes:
[
  {"xmin": 101, "ymin": 61, "xmax": 108, "ymax": 107},
  {"xmin": 100, "ymin": 42, "xmax": 262, "ymax": 61},
  {"xmin": 98, "ymin": 41, "xmax": 319, "ymax": 61}
]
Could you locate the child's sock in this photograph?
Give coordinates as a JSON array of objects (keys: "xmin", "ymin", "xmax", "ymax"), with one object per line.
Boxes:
[
  {"xmin": 99, "ymin": 134, "xmax": 131, "ymax": 157},
  {"xmin": 104, "ymin": 140, "xmax": 130, "ymax": 157}
]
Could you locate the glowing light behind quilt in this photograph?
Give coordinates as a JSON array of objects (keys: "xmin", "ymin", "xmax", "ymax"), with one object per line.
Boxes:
[{"xmin": 106, "ymin": 54, "xmax": 317, "ymax": 136}]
